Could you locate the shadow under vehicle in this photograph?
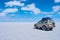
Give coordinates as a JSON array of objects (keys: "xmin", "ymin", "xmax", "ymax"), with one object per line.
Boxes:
[{"xmin": 34, "ymin": 17, "xmax": 55, "ymax": 31}]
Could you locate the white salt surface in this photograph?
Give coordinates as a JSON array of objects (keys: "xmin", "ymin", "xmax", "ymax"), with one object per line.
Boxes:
[{"xmin": 0, "ymin": 22, "xmax": 59, "ymax": 40}]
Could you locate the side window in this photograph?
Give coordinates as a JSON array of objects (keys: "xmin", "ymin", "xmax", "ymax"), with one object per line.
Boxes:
[
  {"xmin": 44, "ymin": 20, "xmax": 47, "ymax": 23},
  {"xmin": 41, "ymin": 20, "xmax": 47, "ymax": 23}
]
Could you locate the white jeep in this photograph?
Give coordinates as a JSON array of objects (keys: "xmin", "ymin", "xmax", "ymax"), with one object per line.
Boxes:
[{"xmin": 34, "ymin": 17, "xmax": 55, "ymax": 31}]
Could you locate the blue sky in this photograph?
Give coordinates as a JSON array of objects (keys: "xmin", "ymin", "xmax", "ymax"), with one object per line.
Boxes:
[{"xmin": 0, "ymin": 0, "xmax": 60, "ymax": 22}]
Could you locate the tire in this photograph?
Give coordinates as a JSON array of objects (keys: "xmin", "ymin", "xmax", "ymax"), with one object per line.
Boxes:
[
  {"xmin": 49, "ymin": 28, "xmax": 53, "ymax": 30},
  {"xmin": 42, "ymin": 25, "xmax": 47, "ymax": 31},
  {"xmin": 40, "ymin": 27, "xmax": 42, "ymax": 30},
  {"xmin": 34, "ymin": 24, "xmax": 38, "ymax": 29}
]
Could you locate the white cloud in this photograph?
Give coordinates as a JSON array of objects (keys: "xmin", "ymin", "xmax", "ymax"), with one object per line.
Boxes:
[
  {"xmin": 5, "ymin": 1, "xmax": 41, "ymax": 15},
  {"xmin": 42, "ymin": 5, "xmax": 60, "ymax": 16},
  {"xmin": 21, "ymin": 3, "xmax": 41, "ymax": 14},
  {"xmin": 54, "ymin": 0, "xmax": 60, "ymax": 3},
  {"xmin": 42, "ymin": 12, "xmax": 54, "ymax": 15},
  {"xmin": 53, "ymin": 6, "xmax": 60, "ymax": 12},
  {"xmin": 4, "ymin": 0, "xmax": 60, "ymax": 15},
  {"xmin": 5, "ymin": 1, "xmax": 24, "ymax": 7},
  {"xmin": 0, "ymin": 8, "xmax": 18, "ymax": 16}
]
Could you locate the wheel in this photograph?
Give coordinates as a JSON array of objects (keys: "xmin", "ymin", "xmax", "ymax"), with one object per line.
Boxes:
[
  {"xmin": 34, "ymin": 24, "xmax": 38, "ymax": 29},
  {"xmin": 49, "ymin": 28, "xmax": 53, "ymax": 30},
  {"xmin": 42, "ymin": 25, "xmax": 47, "ymax": 31},
  {"xmin": 40, "ymin": 27, "xmax": 42, "ymax": 30}
]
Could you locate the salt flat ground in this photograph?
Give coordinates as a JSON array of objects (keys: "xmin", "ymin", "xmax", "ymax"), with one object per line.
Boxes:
[{"xmin": 0, "ymin": 22, "xmax": 60, "ymax": 40}]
